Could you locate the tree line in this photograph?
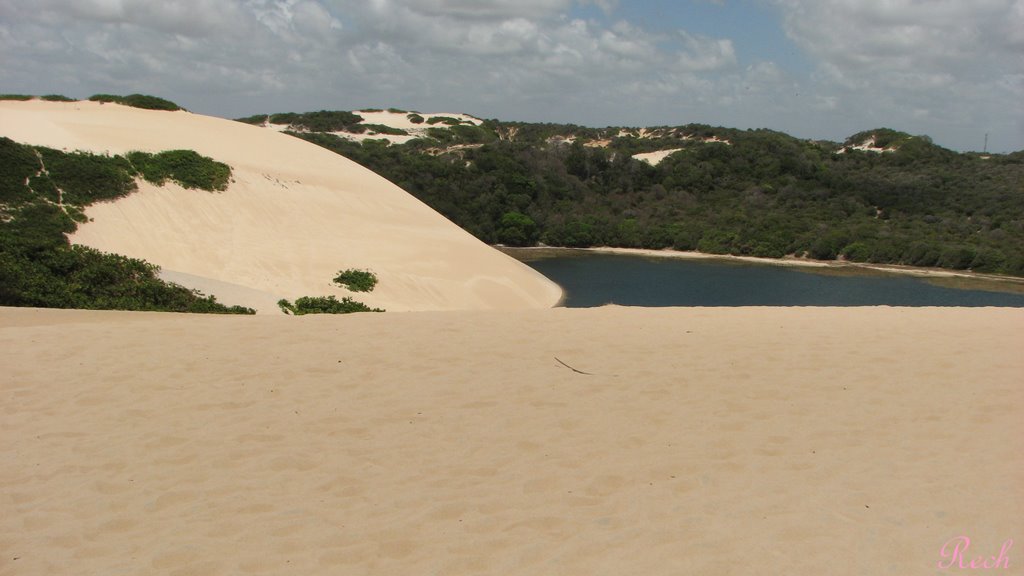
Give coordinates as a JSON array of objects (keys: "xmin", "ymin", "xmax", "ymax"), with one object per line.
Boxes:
[{"xmin": 279, "ymin": 120, "xmax": 1024, "ymax": 277}]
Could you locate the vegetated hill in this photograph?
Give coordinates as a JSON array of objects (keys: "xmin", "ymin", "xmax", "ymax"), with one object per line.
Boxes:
[
  {"xmin": 1, "ymin": 93, "xmax": 185, "ymax": 111},
  {"xmin": 87, "ymin": 93, "xmax": 183, "ymax": 111},
  {"xmin": 3, "ymin": 99, "xmax": 561, "ymax": 312},
  {"xmin": 242, "ymin": 112, "xmax": 1024, "ymax": 277},
  {"xmin": 236, "ymin": 108, "xmax": 487, "ymax": 144},
  {"xmin": 0, "ymin": 136, "xmax": 253, "ymax": 313}
]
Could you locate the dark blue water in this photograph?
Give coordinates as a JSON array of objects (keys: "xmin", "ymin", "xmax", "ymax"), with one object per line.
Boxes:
[{"xmin": 522, "ymin": 253, "xmax": 1024, "ymax": 307}]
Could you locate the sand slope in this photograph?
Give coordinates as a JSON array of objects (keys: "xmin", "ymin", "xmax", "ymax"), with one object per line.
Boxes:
[
  {"xmin": 2, "ymin": 305, "xmax": 1021, "ymax": 575},
  {"xmin": 0, "ymin": 100, "xmax": 561, "ymax": 312}
]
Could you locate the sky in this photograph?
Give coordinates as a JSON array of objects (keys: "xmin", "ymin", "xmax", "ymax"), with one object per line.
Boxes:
[{"xmin": 1, "ymin": 0, "xmax": 1022, "ymax": 152}]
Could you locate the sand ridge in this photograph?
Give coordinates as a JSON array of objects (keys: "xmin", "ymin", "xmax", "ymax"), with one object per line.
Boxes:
[
  {"xmin": 0, "ymin": 100, "xmax": 562, "ymax": 313},
  {"xmin": 1, "ymin": 305, "xmax": 1021, "ymax": 575}
]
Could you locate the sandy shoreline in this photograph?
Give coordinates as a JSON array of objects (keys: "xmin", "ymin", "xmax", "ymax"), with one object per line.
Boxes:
[{"xmin": 2, "ymin": 305, "xmax": 1021, "ymax": 575}]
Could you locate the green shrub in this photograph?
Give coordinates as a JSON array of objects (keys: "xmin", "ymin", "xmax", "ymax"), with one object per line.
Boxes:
[
  {"xmin": 497, "ymin": 211, "xmax": 538, "ymax": 246},
  {"xmin": 0, "ymin": 94, "xmax": 34, "ymax": 101},
  {"xmin": 841, "ymin": 241, "xmax": 873, "ymax": 262},
  {"xmin": 267, "ymin": 110, "xmax": 364, "ymax": 132},
  {"xmin": 426, "ymin": 116, "xmax": 464, "ymax": 126},
  {"xmin": 235, "ymin": 114, "xmax": 271, "ymax": 125},
  {"xmin": 448, "ymin": 124, "xmax": 495, "ymax": 144},
  {"xmin": 363, "ymin": 124, "xmax": 408, "ymax": 136},
  {"xmin": 41, "ymin": 94, "xmax": 75, "ymax": 102},
  {"xmin": 88, "ymin": 93, "xmax": 182, "ymax": 111},
  {"xmin": 0, "ymin": 137, "xmax": 42, "ymax": 204},
  {"xmin": 38, "ymin": 147, "xmax": 138, "ymax": 205},
  {"xmin": 277, "ymin": 295, "xmax": 383, "ymax": 314},
  {"xmin": 424, "ymin": 127, "xmax": 454, "ymax": 143},
  {"xmin": 333, "ymin": 268, "xmax": 378, "ymax": 292},
  {"xmin": 905, "ymin": 242, "xmax": 941, "ymax": 267},
  {"xmin": 937, "ymin": 245, "xmax": 976, "ymax": 270},
  {"xmin": 127, "ymin": 150, "xmax": 231, "ymax": 191},
  {"xmin": 407, "ymin": 113, "xmax": 425, "ymax": 124},
  {"xmin": 0, "ymin": 241, "xmax": 254, "ymax": 313}
]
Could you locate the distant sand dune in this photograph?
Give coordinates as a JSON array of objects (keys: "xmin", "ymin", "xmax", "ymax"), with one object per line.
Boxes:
[
  {"xmin": 1, "ymin": 305, "xmax": 1021, "ymax": 574},
  {"xmin": 0, "ymin": 100, "xmax": 561, "ymax": 312}
]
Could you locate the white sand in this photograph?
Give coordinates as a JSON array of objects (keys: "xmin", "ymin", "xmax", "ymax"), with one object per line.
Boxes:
[
  {"xmin": 632, "ymin": 148, "xmax": 683, "ymax": 166},
  {"xmin": 1, "ymin": 305, "xmax": 1021, "ymax": 574},
  {"xmin": 356, "ymin": 110, "xmax": 482, "ymax": 130},
  {"xmin": 352, "ymin": 110, "xmax": 480, "ymax": 145},
  {"xmin": 272, "ymin": 110, "xmax": 485, "ymax": 146},
  {"xmin": 0, "ymin": 100, "xmax": 561, "ymax": 312},
  {"xmin": 843, "ymin": 136, "xmax": 897, "ymax": 154}
]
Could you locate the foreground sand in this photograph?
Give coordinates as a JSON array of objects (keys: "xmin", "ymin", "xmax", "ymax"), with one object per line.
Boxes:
[
  {"xmin": 2, "ymin": 306, "xmax": 1021, "ymax": 575},
  {"xmin": 0, "ymin": 100, "xmax": 561, "ymax": 312}
]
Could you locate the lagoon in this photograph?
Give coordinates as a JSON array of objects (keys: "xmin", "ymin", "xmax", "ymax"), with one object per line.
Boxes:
[{"xmin": 516, "ymin": 251, "xmax": 1024, "ymax": 308}]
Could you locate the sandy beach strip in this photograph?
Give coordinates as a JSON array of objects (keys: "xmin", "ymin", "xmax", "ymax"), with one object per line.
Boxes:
[
  {"xmin": 505, "ymin": 245, "xmax": 1024, "ymax": 289},
  {"xmin": 2, "ymin": 305, "xmax": 1020, "ymax": 575}
]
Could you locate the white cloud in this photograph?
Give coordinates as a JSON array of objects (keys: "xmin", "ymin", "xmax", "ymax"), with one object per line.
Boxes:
[
  {"xmin": 29, "ymin": 0, "xmax": 247, "ymax": 37},
  {"xmin": 777, "ymin": 0, "xmax": 1017, "ymax": 81},
  {"xmin": 0, "ymin": 0, "xmax": 1018, "ymax": 150},
  {"xmin": 675, "ymin": 32, "xmax": 736, "ymax": 72},
  {"xmin": 772, "ymin": 0, "xmax": 1023, "ymax": 150},
  {"xmin": 389, "ymin": 0, "xmax": 573, "ymax": 19}
]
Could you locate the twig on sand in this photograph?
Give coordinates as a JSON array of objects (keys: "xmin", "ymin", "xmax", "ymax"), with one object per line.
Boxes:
[{"xmin": 554, "ymin": 356, "xmax": 593, "ymax": 376}]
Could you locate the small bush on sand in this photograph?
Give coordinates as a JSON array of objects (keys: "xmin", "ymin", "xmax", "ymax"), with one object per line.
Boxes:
[
  {"xmin": 127, "ymin": 150, "xmax": 231, "ymax": 191},
  {"xmin": 333, "ymin": 269, "xmax": 378, "ymax": 292},
  {"xmin": 278, "ymin": 296, "xmax": 383, "ymax": 315}
]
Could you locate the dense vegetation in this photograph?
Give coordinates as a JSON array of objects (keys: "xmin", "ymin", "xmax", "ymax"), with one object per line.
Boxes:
[
  {"xmin": 259, "ymin": 114, "xmax": 1023, "ymax": 277},
  {"xmin": 128, "ymin": 150, "xmax": 231, "ymax": 191},
  {"xmin": 0, "ymin": 137, "xmax": 252, "ymax": 313},
  {"xmin": 88, "ymin": 93, "xmax": 183, "ymax": 111},
  {"xmin": 362, "ymin": 124, "xmax": 409, "ymax": 136},
  {"xmin": 333, "ymin": 268, "xmax": 378, "ymax": 292},
  {"xmin": 277, "ymin": 295, "xmax": 383, "ymax": 314},
  {"xmin": 2, "ymin": 93, "xmax": 179, "ymax": 109},
  {"xmin": 236, "ymin": 110, "xmax": 366, "ymax": 133}
]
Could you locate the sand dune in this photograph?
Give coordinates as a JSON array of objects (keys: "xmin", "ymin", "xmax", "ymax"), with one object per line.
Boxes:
[
  {"xmin": 633, "ymin": 148, "xmax": 683, "ymax": 166},
  {"xmin": 0, "ymin": 100, "xmax": 561, "ymax": 312},
  {"xmin": 2, "ymin": 100, "xmax": 1020, "ymax": 574},
  {"xmin": 1, "ymin": 305, "xmax": 1021, "ymax": 575}
]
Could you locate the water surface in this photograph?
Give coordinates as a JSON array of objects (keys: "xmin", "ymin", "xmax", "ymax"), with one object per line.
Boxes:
[{"xmin": 519, "ymin": 252, "xmax": 1024, "ymax": 307}]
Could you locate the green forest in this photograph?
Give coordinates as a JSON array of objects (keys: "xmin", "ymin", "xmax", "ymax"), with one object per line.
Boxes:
[
  {"xmin": 256, "ymin": 113, "xmax": 1023, "ymax": 277},
  {"xmin": 0, "ymin": 136, "xmax": 253, "ymax": 313}
]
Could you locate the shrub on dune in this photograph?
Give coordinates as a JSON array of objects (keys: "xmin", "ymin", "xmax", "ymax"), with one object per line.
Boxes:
[
  {"xmin": 88, "ymin": 93, "xmax": 182, "ymax": 111},
  {"xmin": 333, "ymin": 269, "xmax": 378, "ymax": 292},
  {"xmin": 277, "ymin": 296, "xmax": 383, "ymax": 315}
]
